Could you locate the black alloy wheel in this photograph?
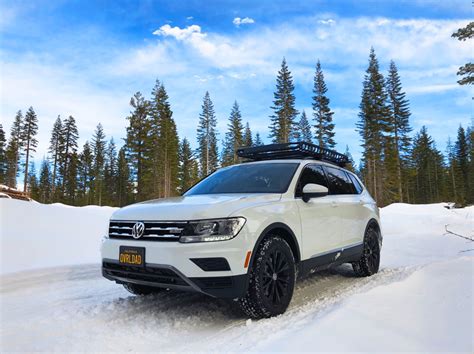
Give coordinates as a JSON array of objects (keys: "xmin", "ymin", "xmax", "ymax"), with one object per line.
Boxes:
[
  {"xmin": 353, "ymin": 225, "xmax": 381, "ymax": 276},
  {"xmin": 239, "ymin": 236, "xmax": 296, "ymax": 319}
]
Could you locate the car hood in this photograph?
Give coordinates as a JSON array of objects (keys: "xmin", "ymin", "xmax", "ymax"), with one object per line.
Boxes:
[{"xmin": 111, "ymin": 194, "xmax": 282, "ymax": 221}]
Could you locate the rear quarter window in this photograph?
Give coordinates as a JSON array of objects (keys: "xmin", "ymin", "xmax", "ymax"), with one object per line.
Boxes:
[
  {"xmin": 347, "ymin": 173, "xmax": 364, "ymax": 194},
  {"xmin": 323, "ymin": 166, "xmax": 355, "ymax": 195}
]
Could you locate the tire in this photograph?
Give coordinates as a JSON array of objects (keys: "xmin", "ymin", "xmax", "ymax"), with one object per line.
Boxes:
[
  {"xmin": 123, "ymin": 283, "xmax": 164, "ymax": 295},
  {"xmin": 352, "ymin": 224, "xmax": 381, "ymax": 277},
  {"xmin": 239, "ymin": 236, "xmax": 296, "ymax": 319}
]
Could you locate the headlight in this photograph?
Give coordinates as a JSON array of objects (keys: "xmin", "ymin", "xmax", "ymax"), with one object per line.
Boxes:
[{"xmin": 179, "ymin": 217, "xmax": 246, "ymax": 243}]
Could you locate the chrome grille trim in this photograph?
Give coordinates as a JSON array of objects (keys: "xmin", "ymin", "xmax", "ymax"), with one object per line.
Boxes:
[{"xmin": 108, "ymin": 220, "xmax": 187, "ymax": 241}]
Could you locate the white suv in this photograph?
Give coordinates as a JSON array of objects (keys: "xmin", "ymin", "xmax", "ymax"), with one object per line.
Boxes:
[{"xmin": 101, "ymin": 142, "xmax": 382, "ymax": 318}]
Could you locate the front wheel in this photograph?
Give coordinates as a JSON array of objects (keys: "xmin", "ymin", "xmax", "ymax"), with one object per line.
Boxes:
[
  {"xmin": 239, "ymin": 236, "xmax": 296, "ymax": 319},
  {"xmin": 352, "ymin": 224, "xmax": 381, "ymax": 276}
]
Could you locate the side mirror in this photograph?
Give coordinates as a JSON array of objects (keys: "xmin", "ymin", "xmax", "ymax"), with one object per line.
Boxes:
[{"xmin": 302, "ymin": 183, "xmax": 328, "ymax": 202}]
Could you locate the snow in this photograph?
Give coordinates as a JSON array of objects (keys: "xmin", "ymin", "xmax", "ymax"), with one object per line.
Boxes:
[
  {"xmin": 0, "ymin": 199, "xmax": 117, "ymax": 274},
  {"xmin": 0, "ymin": 199, "xmax": 473, "ymax": 352}
]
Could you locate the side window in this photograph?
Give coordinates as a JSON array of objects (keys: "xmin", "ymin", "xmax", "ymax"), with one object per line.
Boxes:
[
  {"xmin": 324, "ymin": 166, "xmax": 354, "ymax": 195},
  {"xmin": 295, "ymin": 164, "xmax": 328, "ymax": 197},
  {"xmin": 348, "ymin": 173, "xmax": 363, "ymax": 194}
]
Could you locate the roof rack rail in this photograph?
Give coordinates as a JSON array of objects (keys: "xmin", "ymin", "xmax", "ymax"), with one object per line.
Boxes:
[{"xmin": 236, "ymin": 142, "xmax": 349, "ymax": 167}]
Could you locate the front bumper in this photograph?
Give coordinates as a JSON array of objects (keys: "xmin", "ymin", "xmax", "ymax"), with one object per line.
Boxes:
[
  {"xmin": 102, "ymin": 259, "xmax": 248, "ymax": 298},
  {"xmin": 101, "ymin": 230, "xmax": 253, "ymax": 299}
]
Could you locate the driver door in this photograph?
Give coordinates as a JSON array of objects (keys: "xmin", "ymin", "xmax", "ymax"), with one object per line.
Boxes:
[{"xmin": 295, "ymin": 164, "xmax": 342, "ymax": 260}]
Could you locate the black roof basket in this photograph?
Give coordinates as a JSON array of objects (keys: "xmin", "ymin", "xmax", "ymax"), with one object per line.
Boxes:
[{"xmin": 236, "ymin": 142, "xmax": 349, "ymax": 167}]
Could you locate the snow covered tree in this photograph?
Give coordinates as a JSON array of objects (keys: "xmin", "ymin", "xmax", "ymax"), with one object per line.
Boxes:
[
  {"xmin": 312, "ymin": 60, "xmax": 335, "ymax": 148},
  {"xmin": 21, "ymin": 107, "xmax": 39, "ymax": 193},
  {"xmin": 294, "ymin": 111, "xmax": 312, "ymax": 143},
  {"xmin": 5, "ymin": 110, "xmax": 23, "ymax": 188},
  {"xmin": 197, "ymin": 91, "xmax": 218, "ymax": 177},
  {"xmin": 269, "ymin": 58, "xmax": 298, "ymax": 143},
  {"xmin": 222, "ymin": 101, "xmax": 244, "ymax": 166},
  {"xmin": 91, "ymin": 123, "xmax": 106, "ymax": 205},
  {"xmin": 178, "ymin": 138, "xmax": 198, "ymax": 193}
]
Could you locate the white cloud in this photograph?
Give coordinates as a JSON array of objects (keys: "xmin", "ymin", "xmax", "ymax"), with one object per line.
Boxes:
[
  {"xmin": 153, "ymin": 24, "xmax": 204, "ymax": 40},
  {"xmin": 186, "ymin": 16, "xmax": 193, "ymax": 20},
  {"xmin": 233, "ymin": 17, "xmax": 255, "ymax": 27},
  {"xmin": 318, "ymin": 19, "xmax": 335, "ymax": 25}
]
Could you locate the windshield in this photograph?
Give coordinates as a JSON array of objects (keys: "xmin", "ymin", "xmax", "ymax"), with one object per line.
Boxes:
[{"xmin": 185, "ymin": 163, "xmax": 299, "ymax": 195}]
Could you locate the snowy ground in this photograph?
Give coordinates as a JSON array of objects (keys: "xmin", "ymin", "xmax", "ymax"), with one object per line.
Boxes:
[{"xmin": 0, "ymin": 199, "xmax": 473, "ymax": 352}]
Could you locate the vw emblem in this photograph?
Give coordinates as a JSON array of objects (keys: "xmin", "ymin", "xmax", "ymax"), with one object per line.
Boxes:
[{"xmin": 131, "ymin": 222, "xmax": 145, "ymax": 239}]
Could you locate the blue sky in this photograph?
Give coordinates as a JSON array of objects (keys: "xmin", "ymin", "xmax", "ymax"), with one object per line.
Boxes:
[{"xmin": 0, "ymin": 0, "xmax": 471, "ymax": 167}]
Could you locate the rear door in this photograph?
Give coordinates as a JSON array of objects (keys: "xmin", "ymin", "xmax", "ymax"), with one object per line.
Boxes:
[
  {"xmin": 295, "ymin": 164, "xmax": 342, "ymax": 259},
  {"xmin": 322, "ymin": 166, "xmax": 362, "ymax": 247}
]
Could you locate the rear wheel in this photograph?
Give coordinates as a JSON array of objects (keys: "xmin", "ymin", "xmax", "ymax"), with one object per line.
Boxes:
[
  {"xmin": 352, "ymin": 224, "xmax": 380, "ymax": 276},
  {"xmin": 123, "ymin": 283, "xmax": 164, "ymax": 295},
  {"xmin": 239, "ymin": 236, "xmax": 296, "ymax": 319}
]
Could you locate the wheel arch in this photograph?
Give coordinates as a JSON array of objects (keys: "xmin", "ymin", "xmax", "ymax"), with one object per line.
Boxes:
[{"xmin": 248, "ymin": 222, "xmax": 301, "ymax": 268}]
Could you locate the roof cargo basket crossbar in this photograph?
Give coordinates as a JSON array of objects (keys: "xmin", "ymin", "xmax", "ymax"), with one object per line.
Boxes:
[{"xmin": 236, "ymin": 142, "xmax": 349, "ymax": 167}]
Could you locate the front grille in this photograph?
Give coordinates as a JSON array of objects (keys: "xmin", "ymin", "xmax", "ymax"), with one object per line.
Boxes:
[
  {"xmin": 102, "ymin": 262, "xmax": 189, "ymax": 286},
  {"xmin": 108, "ymin": 220, "xmax": 187, "ymax": 241}
]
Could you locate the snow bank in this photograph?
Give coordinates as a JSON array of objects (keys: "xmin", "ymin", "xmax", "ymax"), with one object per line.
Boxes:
[
  {"xmin": 0, "ymin": 199, "xmax": 117, "ymax": 274},
  {"xmin": 0, "ymin": 200, "xmax": 473, "ymax": 352}
]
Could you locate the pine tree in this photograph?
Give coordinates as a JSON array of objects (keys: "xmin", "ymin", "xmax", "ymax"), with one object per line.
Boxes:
[
  {"xmin": 312, "ymin": 60, "xmax": 335, "ymax": 148},
  {"xmin": 49, "ymin": 116, "xmax": 64, "ymax": 195},
  {"xmin": 103, "ymin": 138, "xmax": 118, "ymax": 205},
  {"xmin": 60, "ymin": 115, "xmax": 79, "ymax": 199},
  {"xmin": 178, "ymin": 138, "xmax": 198, "ymax": 193},
  {"xmin": 125, "ymin": 92, "xmax": 151, "ymax": 201},
  {"xmin": 91, "ymin": 123, "xmax": 106, "ymax": 205},
  {"xmin": 27, "ymin": 162, "xmax": 39, "ymax": 200},
  {"xmin": 78, "ymin": 141, "xmax": 94, "ymax": 205},
  {"xmin": 243, "ymin": 122, "xmax": 253, "ymax": 147},
  {"xmin": 5, "ymin": 110, "xmax": 23, "ymax": 188},
  {"xmin": 344, "ymin": 145, "xmax": 356, "ymax": 172},
  {"xmin": 150, "ymin": 82, "xmax": 179, "ymax": 198},
  {"xmin": 445, "ymin": 138, "xmax": 458, "ymax": 202},
  {"xmin": 63, "ymin": 152, "xmax": 78, "ymax": 204},
  {"xmin": 386, "ymin": 60, "xmax": 412, "ymax": 202},
  {"xmin": 269, "ymin": 58, "xmax": 298, "ymax": 143},
  {"xmin": 455, "ymin": 125, "xmax": 469, "ymax": 204},
  {"xmin": 222, "ymin": 101, "xmax": 244, "ymax": 166},
  {"xmin": 116, "ymin": 146, "xmax": 132, "ymax": 206},
  {"xmin": 0, "ymin": 124, "xmax": 6, "ymax": 184},
  {"xmin": 38, "ymin": 159, "xmax": 52, "ymax": 203},
  {"xmin": 356, "ymin": 48, "xmax": 390, "ymax": 205},
  {"xmin": 254, "ymin": 132, "xmax": 263, "ymax": 146},
  {"xmin": 468, "ymin": 125, "xmax": 474, "ymax": 204},
  {"xmin": 295, "ymin": 111, "xmax": 312, "ymax": 142},
  {"xmin": 451, "ymin": 22, "xmax": 473, "ymax": 85},
  {"xmin": 21, "ymin": 107, "xmax": 39, "ymax": 193},
  {"xmin": 197, "ymin": 91, "xmax": 219, "ymax": 177},
  {"xmin": 410, "ymin": 127, "xmax": 445, "ymax": 203}
]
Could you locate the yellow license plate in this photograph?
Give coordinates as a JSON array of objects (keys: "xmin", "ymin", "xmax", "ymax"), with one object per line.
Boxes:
[{"xmin": 119, "ymin": 246, "xmax": 145, "ymax": 267}]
